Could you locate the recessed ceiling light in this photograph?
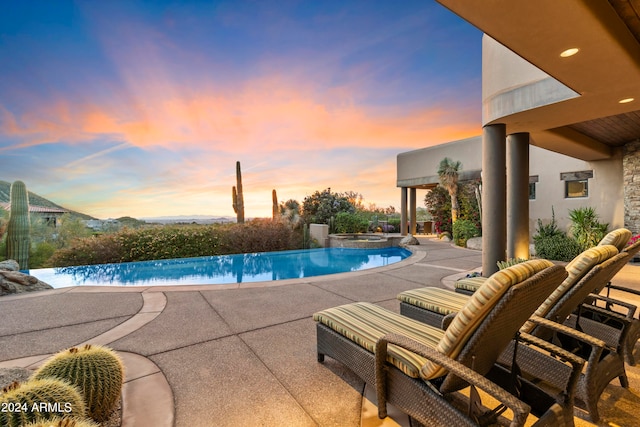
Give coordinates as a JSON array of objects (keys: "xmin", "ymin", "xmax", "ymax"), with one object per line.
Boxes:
[
  {"xmin": 560, "ymin": 48, "xmax": 579, "ymax": 58},
  {"xmin": 619, "ymin": 97, "xmax": 635, "ymax": 104}
]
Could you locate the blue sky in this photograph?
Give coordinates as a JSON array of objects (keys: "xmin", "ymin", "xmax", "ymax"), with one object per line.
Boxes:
[{"xmin": 0, "ymin": 0, "xmax": 481, "ymax": 219}]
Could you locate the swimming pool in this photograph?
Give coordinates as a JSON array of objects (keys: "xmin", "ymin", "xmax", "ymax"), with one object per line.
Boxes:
[{"xmin": 27, "ymin": 247, "xmax": 412, "ymax": 288}]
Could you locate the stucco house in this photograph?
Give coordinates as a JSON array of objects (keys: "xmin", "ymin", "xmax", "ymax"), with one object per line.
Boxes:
[
  {"xmin": 398, "ymin": 136, "xmax": 625, "ymax": 238},
  {"xmin": 398, "ymin": 1, "xmax": 640, "ymax": 275}
]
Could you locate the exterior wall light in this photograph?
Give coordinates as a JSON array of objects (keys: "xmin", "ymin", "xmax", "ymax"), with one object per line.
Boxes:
[{"xmin": 619, "ymin": 97, "xmax": 635, "ymax": 104}]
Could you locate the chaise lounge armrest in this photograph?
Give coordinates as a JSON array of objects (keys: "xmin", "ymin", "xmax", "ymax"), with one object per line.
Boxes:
[
  {"xmin": 585, "ymin": 294, "xmax": 637, "ymax": 319},
  {"xmin": 375, "ymin": 333, "xmax": 531, "ymax": 427},
  {"xmin": 528, "ymin": 315, "xmax": 609, "ymax": 351},
  {"xmin": 517, "ymin": 331, "xmax": 585, "ymax": 370}
]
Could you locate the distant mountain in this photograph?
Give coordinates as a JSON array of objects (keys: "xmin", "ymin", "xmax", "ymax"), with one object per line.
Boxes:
[
  {"xmin": 140, "ymin": 215, "xmax": 236, "ymax": 224},
  {"xmin": 0, "ymin": 180, "xmax": 96, "ymax": 220}
]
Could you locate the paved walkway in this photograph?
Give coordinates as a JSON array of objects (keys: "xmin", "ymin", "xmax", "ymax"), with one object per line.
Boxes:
[{"xmin": 1, "ymin": 237, "xmax": 639, "ymax": 426}]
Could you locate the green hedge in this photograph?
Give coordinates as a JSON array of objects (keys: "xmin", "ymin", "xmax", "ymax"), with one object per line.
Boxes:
[
  {"xmin": 452, "ymin": 219, "xmax": 480, "ymax": 247},
  {"xmin": 334, "ymin": 212, "xmax": 369, "ymax": 233},
  {"xmin": 48, "ymin": 219, "xmax": 300, "ymax": 267},
  {"xmin": 534, "ymin": 234, "xmax": 581, "ymax": 262}
]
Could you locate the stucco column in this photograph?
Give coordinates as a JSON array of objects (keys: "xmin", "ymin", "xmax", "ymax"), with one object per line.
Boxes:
[
  {"xmin": 400, "ymin": 187, "xmax": 408, "ymax": 236},
  {"xmin": 482, "ymin": 124, "xmax": 507, "ymax": 276},
  {"xmin": 410, "ymin": 188, "xmax": 417, "ymax": 235},
  {"xmin": 507, "ymin": 133, "xmax": 530, "ymax": 260}
]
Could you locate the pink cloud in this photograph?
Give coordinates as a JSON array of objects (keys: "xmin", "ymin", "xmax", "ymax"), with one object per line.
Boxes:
[{"xmin": 1, "ymin": 75, "xmax": 478, "ymax": 155}]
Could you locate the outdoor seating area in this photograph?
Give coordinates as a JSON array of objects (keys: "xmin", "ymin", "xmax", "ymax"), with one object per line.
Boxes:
[
  {"xmin": 314, "ymin": 231, "xmax": 640, "ymax": 426},
  {"xmin": 2, "ymin": 236, "xmax": 640, "ymax": 426}
]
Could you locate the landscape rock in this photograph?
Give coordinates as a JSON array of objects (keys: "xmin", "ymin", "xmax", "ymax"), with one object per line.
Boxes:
[
  {"xmin": 0, "ymin": 260, "xmax": 19, "ymax": 271},
  {"xmin": 0, "ymin": 260, "xmax": 52, "ymax": 296},
  {"xmin": 466, "ymin": 237, "xmax": 482, "ymax": 250},
  {"xmin": 400, "ymin": 235, "xmax": 420, "ymax": 246}
]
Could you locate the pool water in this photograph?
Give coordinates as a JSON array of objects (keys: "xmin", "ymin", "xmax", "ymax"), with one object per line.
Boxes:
[{"xmin": 27, "ymin": 247, "xmax": 412, "ymax": 288}]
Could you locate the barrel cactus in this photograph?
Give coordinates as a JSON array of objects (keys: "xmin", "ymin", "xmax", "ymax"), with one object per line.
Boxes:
[
  {"xmin": 0, "ymin": 378, "xmax": 86, "ymax": 427},
  {"xmin": 21, "ymin": 415, "xmax": 99, "ymax": 427},
  {"xmin": 32, "ymin": 345, "xmax": 125, "ymax": 422},
  {"xmin": 6, "ymin": 180, "xmax": 31, "ymax": 269}
]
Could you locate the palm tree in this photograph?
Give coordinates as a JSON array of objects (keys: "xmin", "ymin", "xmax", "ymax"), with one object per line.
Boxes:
[{"xmin": 437, "ymin": 157, "xmax": 462, "ymax": 223}]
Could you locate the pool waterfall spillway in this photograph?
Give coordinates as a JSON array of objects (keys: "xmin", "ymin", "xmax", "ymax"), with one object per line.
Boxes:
[{"xmin": 327, "ymin": 233, "xmax": 405, "ymax": 249}]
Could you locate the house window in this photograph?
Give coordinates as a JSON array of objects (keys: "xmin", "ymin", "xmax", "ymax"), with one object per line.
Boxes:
[
  {"xmin": 561, "ymin": 170, "xmax": 592, "ymax": 199},
  {"xmin": 529, "ymin": 175, "xmax": 538, "ymax": 200},
  {"xmin": 565, "ymin": 179, "xmax": 588, "ymax": 198}
]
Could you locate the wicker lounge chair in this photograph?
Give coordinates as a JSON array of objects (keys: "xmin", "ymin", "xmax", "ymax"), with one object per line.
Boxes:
[
  {"xmin": 315, "ymin": 260, "xmax": 574, "ymax": 426},
  {"xmin": 577, "ymin": 238, "xmax": 640, "ymax": 365},
  {"xmin": 454, "ymin": 228, "xmax": 631, "ymax": 295},
  {"xmin": 397, "ymin": 245, "xmax": 629, "ymax": 422}
]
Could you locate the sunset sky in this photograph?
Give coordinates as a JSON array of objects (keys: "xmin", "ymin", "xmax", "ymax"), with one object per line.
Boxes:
[{"xmin": 0, "ymin": 0, "xmax": 482, "ymax": 219}]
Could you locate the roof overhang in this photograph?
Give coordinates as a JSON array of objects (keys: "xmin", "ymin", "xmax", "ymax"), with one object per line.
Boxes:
[{"xmin": 437, "ymin": 0, "xmax": 640, "ymax": 160}]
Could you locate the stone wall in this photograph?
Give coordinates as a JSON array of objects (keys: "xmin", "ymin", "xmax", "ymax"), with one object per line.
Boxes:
[{"xmin": 624, "ymin": 139, "xmax": 640, "ymax": 234}]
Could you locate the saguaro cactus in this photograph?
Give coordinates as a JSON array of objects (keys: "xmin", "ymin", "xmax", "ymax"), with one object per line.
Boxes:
[
  {"xmin": 6, "ymin": 180, "xmax": 31, "ymax": 269},
  {"xmin": 272, "ymin": 189, "xmax": 278, "ymax": 220},
  {"xmin": 232, "ymin": 161, "xmax": 245, "ymax": 223}
]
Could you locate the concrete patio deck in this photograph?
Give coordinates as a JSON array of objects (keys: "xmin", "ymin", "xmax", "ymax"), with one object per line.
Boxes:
[{"xmin": 1, "ymin": 236, "xmax": 639, "ymax": 426}]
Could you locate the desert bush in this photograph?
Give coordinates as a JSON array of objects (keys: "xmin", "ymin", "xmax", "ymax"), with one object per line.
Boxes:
[
  {"xmin": 534, "ymin": 234, "xmax": 581, "ymax": 261},
  {"xmin": 219, "ymin": 219, "xmax": 298, "ymax": 254},
  {"xmin": 425, "ymin": 185, "xmax": 452, "ymax": 235},
  {"xmin": 301, "ymin": 188, "xmax": 355, "ymax": 225},
  {"xmin": 387, "ymin": 218, "xmax": 400, "ymax": 232},
  {"xmin": 29, "ymin": 241, "xmax": 56, "ymax": 268},
  {"xmin": 452, "ymin": 218, "xmax": 480, "ymax": 247},
  {"xmin": 568, "ymin": 207, "xmax": 608, "ymax": 251},
  {"xmin": 48, "ymin": 220, "xmax": 300, "ymax": 267},
  {"xmin": 497, "ymin": 257, "xmax": 528, "ymax": 270},
  {"xmin": 334, "ymin": 212, "xmax": 369, "ymax": 233},
  {"xmin": 424, "ymin": 181, "xmax": 481, "ymax": 239}
]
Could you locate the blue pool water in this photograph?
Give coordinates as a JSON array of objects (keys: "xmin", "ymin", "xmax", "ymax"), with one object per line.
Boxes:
[{"xmin": 27, "ymin": 247, "xmax": 412, "ymax": 288}]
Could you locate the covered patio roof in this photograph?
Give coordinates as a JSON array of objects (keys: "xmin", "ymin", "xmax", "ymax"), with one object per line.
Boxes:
[{"xmin": 437, "ymin": 0, "xmax": 640, "ymax": 160}]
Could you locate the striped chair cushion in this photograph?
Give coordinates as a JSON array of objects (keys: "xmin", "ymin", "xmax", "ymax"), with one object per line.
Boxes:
[
  {"xmin": 431, "ymin": 259, "xmax": 554, "ymax": 378},
  {"xmin": 454, "ymin": 276, "xmax": 487, "ymax": 293},
  {"xmin": 522, "ymin": 244, "xmax": 618, "ymax": 332},
  {"xmin": 598, "ymin": 228, "xmax": 631, "ymax": 252},
  {"xmin": 316, "ymin": 260, "xmax": 554, "ymax": 381},
  {"xmin": 313, "ymin": 302, "xmax": 443, "ymax": 379},
  {"xmin": 398, "ymin": 287, "xmax": 468, "ymax": 315}
]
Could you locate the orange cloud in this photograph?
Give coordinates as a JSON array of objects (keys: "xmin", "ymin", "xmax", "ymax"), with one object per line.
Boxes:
[{"xmin": 1, "ymin": 75, "xmax": 478, "ymax": 156}]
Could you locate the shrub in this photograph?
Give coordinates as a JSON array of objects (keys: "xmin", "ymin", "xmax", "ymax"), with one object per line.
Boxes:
[
  {"xmin": 534, "ymin": 234, "xmax": 581, "ymax": 261},
  {"xmin": 425, "ymin": 185, "xmax": 452, "ymax": 235},
  {"xmin": 452, "ymin": 218, "xmax": 480, "ymax": 247},
  {"xmin": 458, "ymin": 180, "xmax": 481, "ymax": 227},
  {"xmin": 301, "ymin": 188, "xmax": 355, "ymax": 225},
  {"xmin": 219, "ymin": 219, "xmax": 298, "ymax": 254},
  {"xmin": 425, "ymin": 181, "xmax": 481, "ymax": 237},
  {"xmin": 568, "ymin": 207, "xmax": 609, "ymax": 251},
  {"xmin": 48, "ymin": 220, "xmax": 300, "ymax": 267},
  {"xmin": 497, "ymin": 257, "xmax": 528, "ymax": 270},
  {"xmin": 334, "ymin": 212, "xmax": 369, "ymax": 233},
  {"xmin": 29, "ymin": 241, "xmax": 56, "ymax": 268},
  {"xmin": 387, "ymin": 218, "xmax": 400, "ymax": 232},
  {"xmin": 533, "ymin": 206, "xmax": 563, "ymax": 243}
]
